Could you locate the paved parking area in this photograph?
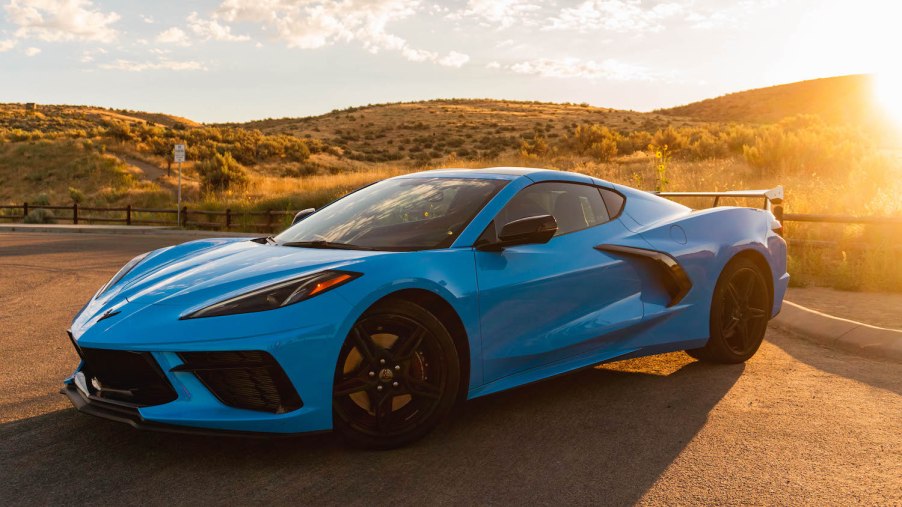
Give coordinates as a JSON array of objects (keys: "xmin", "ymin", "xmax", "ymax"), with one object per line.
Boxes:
[{"xmin": 1, "ymin": 233, "xmax": 900, "ymax": 505}]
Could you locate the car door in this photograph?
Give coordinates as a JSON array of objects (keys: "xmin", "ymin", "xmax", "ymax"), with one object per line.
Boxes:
[{"xmin": 474, "ymin": 181, "xmax": 645, "ymax": 384}]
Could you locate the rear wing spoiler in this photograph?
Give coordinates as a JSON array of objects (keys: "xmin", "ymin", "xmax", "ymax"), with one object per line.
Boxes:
[{"xmin": 656, "ymin": 186, "xmax": 784, "ymax": 222}]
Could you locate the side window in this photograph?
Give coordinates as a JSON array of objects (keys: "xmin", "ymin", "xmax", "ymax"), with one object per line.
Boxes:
[
  {"xmin": 599, "ymin": 188, "xmax": 625, "ymax": 218},
  {"xmin": 494, "ymin": 182, "xmax": 610, "ymax": 236}
]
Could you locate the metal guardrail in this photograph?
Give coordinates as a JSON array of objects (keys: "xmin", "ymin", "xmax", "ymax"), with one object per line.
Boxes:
[{"xmin": 0, "ymin": 203, "xmax": 295, "ymax": 232}]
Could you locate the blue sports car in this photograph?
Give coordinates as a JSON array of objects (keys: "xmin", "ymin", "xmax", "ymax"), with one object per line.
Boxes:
[{"xmin": 63, "ymin": 167, "xmax": 788, "ymax": 448}]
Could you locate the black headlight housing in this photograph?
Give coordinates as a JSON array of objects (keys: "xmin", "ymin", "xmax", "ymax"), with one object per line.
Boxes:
[{"xmin": 182, "ymin": 270, "xmax": 360, "ymax": 319}]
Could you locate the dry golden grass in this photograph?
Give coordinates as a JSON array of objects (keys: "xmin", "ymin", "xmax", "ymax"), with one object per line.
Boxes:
[{"xmin": 252, "ymin": 168, "xmax": 403, "ymax": 194}]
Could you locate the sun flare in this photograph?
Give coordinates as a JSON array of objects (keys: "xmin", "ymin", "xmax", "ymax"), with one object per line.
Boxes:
[{"xmin": 874, "ymin": 71, "xmax": 902, "ymax": 128}]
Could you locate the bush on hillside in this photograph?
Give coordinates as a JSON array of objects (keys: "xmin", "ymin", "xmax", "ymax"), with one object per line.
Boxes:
[
  {"xmin": 196, "ymin": 152, "xmax": 249, "ymax": 193},
  {"xmin": 68, "ymin": 186, "xmax": 85, "ymax": 203},
  {"xmin": 24, "ymin": 208, "xmax": 55, "ymax": 224}
]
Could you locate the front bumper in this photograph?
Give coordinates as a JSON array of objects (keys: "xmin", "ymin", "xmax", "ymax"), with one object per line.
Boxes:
[
  {"xmin": 61, "ymin": 383, "xmax": 311, "ymax": 438},
  {"xmin": 62, "ymin": 329, "xmax": 339, "ymax": 435},
  {"xmin": 64, "ymin": 291, "xmax": 358, "ymax": 434}
]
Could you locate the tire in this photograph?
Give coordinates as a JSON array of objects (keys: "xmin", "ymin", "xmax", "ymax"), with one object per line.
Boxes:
[
  {"xmin": 332, "ymin": 299, "xmax": 460, "ymax": 449},
  {"xmin": 687, "ymin": 257, "xmax": 771, "ymax": 364}
]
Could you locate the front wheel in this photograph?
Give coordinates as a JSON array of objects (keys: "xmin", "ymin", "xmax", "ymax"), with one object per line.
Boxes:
[
  {"xmin": 332, "ymin": 299, "xmax": 460, "ymax": 449},
  {"xmin": 688, "ymin": 257, "xmax": 770, "ymax": 364}
]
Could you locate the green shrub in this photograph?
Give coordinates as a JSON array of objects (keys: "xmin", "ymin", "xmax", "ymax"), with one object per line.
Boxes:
[
  {"xmin": 68, "ymin": 186, "xmax": 85, "ymax": 203},
  {"xmin": 24, "ymin": 208, "xmax": 55, "ymax": 223},
  {"xmin": 196, "ymin": 152, "xmax": 249, "ymax": 193}
]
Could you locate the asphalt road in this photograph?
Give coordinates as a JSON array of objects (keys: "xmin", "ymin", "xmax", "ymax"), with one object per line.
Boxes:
[{"xmin": 1, "ymin": 233, "xmax": 900, "ymax": 506}]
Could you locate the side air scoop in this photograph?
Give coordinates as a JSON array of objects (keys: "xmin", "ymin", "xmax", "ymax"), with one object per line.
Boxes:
[{"xmin": 594, "ymin": 244, "xmax": 692, "ymax": 307}]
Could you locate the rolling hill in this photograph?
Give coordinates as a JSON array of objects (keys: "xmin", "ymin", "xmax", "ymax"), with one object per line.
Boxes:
[
  {"xmin": 0, "ymin": 103, "xmax": 200, "ymax": 132},
  {"xmin": 1, "ymin": 73, "xmax": 897, "ymax": 208},
  {"xmin": 222, "ymin": 99, "xmax": 702, "ymax": 163},
  {"xmin": 658, "ymin": 74, "xmax": 882, "ymax": 126}
]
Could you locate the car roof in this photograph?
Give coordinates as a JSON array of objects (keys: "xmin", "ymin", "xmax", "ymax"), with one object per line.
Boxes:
[{"xmin": 396, "ymin": 167, "xmax": 609, "ymax": 185}]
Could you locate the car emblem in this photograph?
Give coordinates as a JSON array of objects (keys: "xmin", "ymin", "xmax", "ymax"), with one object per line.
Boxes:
[{"xmin": 378, "ymin": 368, "xmax": 394, "ymax": 382}]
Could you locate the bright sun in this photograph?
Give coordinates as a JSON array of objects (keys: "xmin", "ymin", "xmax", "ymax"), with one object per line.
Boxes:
[{"xmin": 873, "ymin": 71, "xmax": 902, "ymax": 128}]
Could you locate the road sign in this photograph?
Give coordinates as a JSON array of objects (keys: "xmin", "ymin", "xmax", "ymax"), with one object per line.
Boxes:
[
  {"xmin": 173, "ymin": 144, "xmax": 186, "ymax": 163},
  {"xmin": 173, "ymin": 144, "xmax": 185, "ymax": 227}
]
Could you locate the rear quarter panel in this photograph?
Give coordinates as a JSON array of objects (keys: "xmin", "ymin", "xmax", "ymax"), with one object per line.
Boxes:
[{"xmin": 636, "ymin": 206, "xmax": 788, "ymax": 320}]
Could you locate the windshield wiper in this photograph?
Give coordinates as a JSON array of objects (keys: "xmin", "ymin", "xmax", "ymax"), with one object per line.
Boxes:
[{"xmin": 279, "ymin": 240, "xmax": 375, "ymax": 251}]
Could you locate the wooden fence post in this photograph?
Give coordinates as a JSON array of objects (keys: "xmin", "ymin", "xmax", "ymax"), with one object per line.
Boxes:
[
  {"xmin": 73, "ymin": 203, "xmax": 78, "ymax": 224},
  {"xmin": 181, "ymin": 206, "xmax": 188, "ymax": 227},
  {"xmin": 23, "ymin": 202, "xmax": 28, "ymax": 219},
  {"xmin": 126, "ymin": 204, "xmax": 132, "ymax": 225},
  {"xmin": 226, "ymin": 208, "xmax": 231, "ymax": 229},
  {"xmin": 266, "ymin": 210, "xmax": 273, "ymax": 232}
]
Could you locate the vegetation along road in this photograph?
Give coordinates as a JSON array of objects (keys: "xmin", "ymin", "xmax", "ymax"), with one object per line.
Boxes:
[{"xmin": 1, "ymin": 233, "xmax": 899, "ymax": 505}]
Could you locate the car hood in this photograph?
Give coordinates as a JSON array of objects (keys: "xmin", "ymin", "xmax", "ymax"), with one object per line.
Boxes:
[{"xmin": 72, "ymin": 238, "xmax": 384, "ymax": 331}]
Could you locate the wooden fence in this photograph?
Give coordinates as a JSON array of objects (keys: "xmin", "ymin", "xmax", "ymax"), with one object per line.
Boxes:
[
  {"xmin": 0, "ymin": 203, "xmax": 295, "ymax": 232},
  {"xmin": 1, "ymin": 199, "xmax": 900, "ymax": 245}
]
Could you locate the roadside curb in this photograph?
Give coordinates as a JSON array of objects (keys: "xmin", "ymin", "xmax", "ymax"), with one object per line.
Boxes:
[
  {"xmin": 0, "ymin": 224, "xmax": 257, "ymax": 238},
  {"xmin": 772, "ymin": 300, "xmax": 902, "ymax": 362}
]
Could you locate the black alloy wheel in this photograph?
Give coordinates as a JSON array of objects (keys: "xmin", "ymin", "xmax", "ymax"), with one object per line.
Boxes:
[
  {"xmin": 688, "ymin": 257, "xmax": 771, "ymax": 364},
  {"xmin": 332, "ymin": 299, "xmax": 459, "ymax": 449}
]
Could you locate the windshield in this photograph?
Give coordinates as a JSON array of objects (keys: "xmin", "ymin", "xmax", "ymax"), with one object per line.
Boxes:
[{"xmin": 275, "ymin": 177, "xmax": 508, "ymax": 250}]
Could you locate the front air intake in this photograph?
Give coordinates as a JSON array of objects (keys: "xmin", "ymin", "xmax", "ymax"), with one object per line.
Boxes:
[
  {"xmin": 173, "ymin": 351, "xmax": 302, "ymax": 414},
  {"xmin": 75, "ymin": 346, "xmax": 178, "ymax": 406}
]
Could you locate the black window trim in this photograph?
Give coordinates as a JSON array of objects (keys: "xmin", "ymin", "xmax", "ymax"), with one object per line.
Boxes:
[{"xmin": 598, "ymin": 185, "xmax": 626, "ymax": 219}]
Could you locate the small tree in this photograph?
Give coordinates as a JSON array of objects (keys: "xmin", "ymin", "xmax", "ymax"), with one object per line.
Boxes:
[{"xmin": 196, "ymin": 152, "xmax": 249, "ymax": 193}]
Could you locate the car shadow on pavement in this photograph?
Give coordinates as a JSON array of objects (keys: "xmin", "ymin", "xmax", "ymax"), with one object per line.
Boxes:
[
  {"xmin": 766, "ymin": 331, "xmax": 901, "ymax": 396},
  {"xmin": 0, "ymin": 354, "xmax": 742, "ymax": 505}
]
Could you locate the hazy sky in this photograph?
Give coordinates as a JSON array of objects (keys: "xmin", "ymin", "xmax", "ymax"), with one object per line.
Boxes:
[{"xmin": 0, "ymin": 0, "xmax": 895, "ymax": 122}]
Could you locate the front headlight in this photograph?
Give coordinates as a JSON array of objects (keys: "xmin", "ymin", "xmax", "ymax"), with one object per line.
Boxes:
[
  {"xmin": 95, "ymin": 252, "xmax": 149, "ymax": 298},
  {"xmin": 182, "ymin": 270, "xmax": 360, "ymax": 319}
]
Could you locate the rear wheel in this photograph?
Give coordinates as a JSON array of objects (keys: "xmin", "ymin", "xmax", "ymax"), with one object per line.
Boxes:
[
  {"xmin": 332, "ymin": 299, "xmax": 460, "ymax": 449},
  {"xmin": 688, "ymin": 257, "xmax": 770, "ymax": 363}
]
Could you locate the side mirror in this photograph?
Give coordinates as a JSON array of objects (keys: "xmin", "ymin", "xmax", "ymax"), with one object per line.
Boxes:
[
  {"xmin": 480, "ymin": 214, "xmax": 557, "ymax": 251},
  {"xmin": 291, "ymin": 208, "xmax": 315, "ymax": 225}
]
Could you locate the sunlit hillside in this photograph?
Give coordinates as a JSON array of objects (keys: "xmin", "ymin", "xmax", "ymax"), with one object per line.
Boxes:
[
  {"xmin": 659, "ymin": 75, "xmax": 902, "ymax": 144},
  {"xmin": 224, "ymin": 99, "xmax": 704, "ymax": 164},
  {"xmin": 0, "ymin": 103, "xmax": 201, "ymax": 131}
]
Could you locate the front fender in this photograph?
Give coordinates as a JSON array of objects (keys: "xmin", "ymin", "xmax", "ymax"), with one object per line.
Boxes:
[{"xmin": 331, "ymin": 248, "xmax": 483, "ymax": 390}]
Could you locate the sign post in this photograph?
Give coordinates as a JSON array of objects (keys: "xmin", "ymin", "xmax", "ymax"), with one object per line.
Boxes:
[{"xmin": 173, "ymin": 144, "xmax": 186, "ymax": 227}]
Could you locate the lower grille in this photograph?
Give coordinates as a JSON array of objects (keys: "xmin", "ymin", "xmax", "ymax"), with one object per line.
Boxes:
[
  {"xmin": 175, "ymin": 351, "xmax": 302, "ymax": 414},
  {"xmin": 75, "ymin": 346, "xmax": 178, "ymax": 407}
]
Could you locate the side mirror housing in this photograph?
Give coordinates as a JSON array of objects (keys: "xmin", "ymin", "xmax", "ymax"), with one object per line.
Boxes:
[
  {"xmin": 479, "ymin": 214, "xmax": 557, "ymax": 251},
  {"xmin": 291, "ymin": 208, "xmax": 315, "ymax": 225}
]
